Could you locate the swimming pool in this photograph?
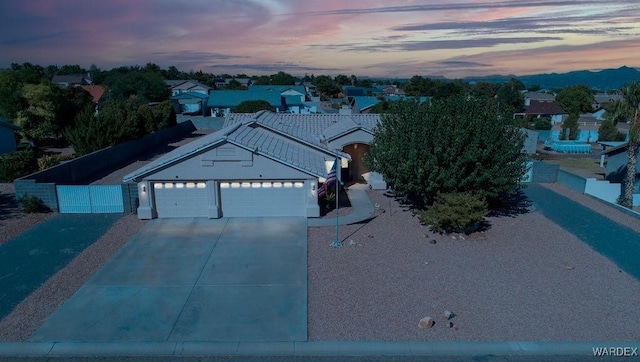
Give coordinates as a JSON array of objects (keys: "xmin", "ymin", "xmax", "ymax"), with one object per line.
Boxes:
[{"xmin": 551, "ymin": 140, "xmax": 591, "ymax": 153}]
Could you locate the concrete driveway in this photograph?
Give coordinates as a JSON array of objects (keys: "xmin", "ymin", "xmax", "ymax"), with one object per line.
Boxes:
[{"xmin": 29, "ymin": 217, "xmax": 308, "ymax": 342}]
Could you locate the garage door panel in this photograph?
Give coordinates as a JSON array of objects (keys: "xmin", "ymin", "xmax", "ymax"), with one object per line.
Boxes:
[
  {"xmin": 154, "ymin": 182, "xmax": 209, "ymax": 218},
  {"xmin": 221, "ymin": 181, "xmax": 305, "ymax": 217}
]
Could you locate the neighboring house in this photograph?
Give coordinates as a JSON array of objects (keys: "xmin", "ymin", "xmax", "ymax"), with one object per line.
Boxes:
[
  {"xmin": 80, "ymin": 85, "xmax": 106, "ymax": 105},
  {"xmin": 343, "ymin": 86, "xmax": 381, "ymax": 97},
  {"xmin": 123, "ymin": 110, "xmax": 388, "ymax": 220},
  {"xmin": 52, "ymin": 74, "xmax": 92, "ymax": 86},
  {"xmin": 208, "ymin": 85, "xmax": 309, "ymax": 117},
  {"xmin": 350, "ymin": 96, "xmax": 380, "ymax": 113},
  {"xmin": 602, "ymin": 143, "xmax": 640, "ymax": 206},
  {"xmin": 170, "ymin": 80, "xmax": 212, "ymax": 96},
  {"xmin": 523, "ymin": 92, "xmax": 555, "ymax": 103},
  {"xmin": 514, "ymin": 100, "xmax": 567, "ymax": 124},
  {"xmin": 592, "ymin": 93, "xmax": 623, "ymax": 111},
  {"xmin": 0, "ymin": 119, "xmax": 21, "ymax": 155},
  {"xmin": 172, "ymin": 92, "xmax": 210, "ymax": 115}
]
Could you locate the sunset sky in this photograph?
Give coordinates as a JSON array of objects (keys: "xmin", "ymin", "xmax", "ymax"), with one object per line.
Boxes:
[{"xmin": 1, "ymin": 0, "xmax": 639, "ymax": 78}]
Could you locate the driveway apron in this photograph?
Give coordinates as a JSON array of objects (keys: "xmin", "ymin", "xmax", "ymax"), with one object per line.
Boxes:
[
  {"xmin": 29, "ymin": 217, "xmax": 308, "ymax": 342},
  {"xmin": 524, "ymin": 183, "xmax": 640, "ymax": 280}
]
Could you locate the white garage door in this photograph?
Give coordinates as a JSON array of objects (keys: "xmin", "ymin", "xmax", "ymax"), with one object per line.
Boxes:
[
  {"xmin": 153, "ymin": 181, "xmax": 209, "ymax": 218},
  {"xmin": 220, "ymin": 181, "xmax": 306, "ymax": 217}
]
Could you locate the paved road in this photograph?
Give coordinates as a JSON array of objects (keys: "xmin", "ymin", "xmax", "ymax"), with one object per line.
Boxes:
[
  {"xmin": 524, "ymin": 183, "xmax": 640, "ymax": 280},
  {"xmin": 30, "ymin": 217, "xmax": 308, "ymax": 343},
  {"xmin": 0, "ymin": 214, "xmax": 121, "ymax": 320}
]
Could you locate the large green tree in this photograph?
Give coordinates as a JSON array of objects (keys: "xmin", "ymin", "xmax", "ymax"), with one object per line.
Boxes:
[
  {"xmin": 364, "ymin": 96, "xmax": 528, "ymax": 206},
  {"xmin": 15, "ymin": 82, "xmax": 60, "ymax": 146},
  {"xmin": 556, "ymin": 85, "xmax": 594, "ymax": 114}
]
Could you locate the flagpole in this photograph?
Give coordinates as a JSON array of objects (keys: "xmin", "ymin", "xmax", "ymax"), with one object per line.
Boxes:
[{"xmin": 331, "ymin": 153, "xmax": 341, "ymax": 248}]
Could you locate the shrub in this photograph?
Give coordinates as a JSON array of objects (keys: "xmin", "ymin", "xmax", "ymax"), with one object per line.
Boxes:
[
  {"xmin": 37, "ymin": 154, "xmax": 75, "ymax": 170},
  {"xmin": 534, "ymin": 118, "xmax": 552, "ymax": 130},
  {"xmin": 0, "ymin": 149, "xmax": 38, "ymax": 182},
  {"xmin": 416, "ymin": 192, "xmax": 488, "ymax": 234},
  {"xmin": 21, "ymin": 194, "xmax": 50, "ymax": 213}
]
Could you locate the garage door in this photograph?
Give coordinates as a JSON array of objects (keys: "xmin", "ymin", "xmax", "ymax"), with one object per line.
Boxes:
[
  {"xmin": 220, "ymin": 181, "xmax": 306, "ymax": 217},
  {"xmin": 153, "ymin": 181, "xmax": 209, "ymax": 218}
]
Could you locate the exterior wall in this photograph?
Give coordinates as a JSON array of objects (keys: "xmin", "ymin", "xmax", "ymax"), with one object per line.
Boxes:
[
  {"xmin": 18, "ymin": 121, "xmax": 196, "ymax": 185},
  {"xmin": 328, "ymin": 130, "xmax": 374, "ymax": 149},
  {"xmin": 521, "ymin": 129, "xmax": 538, "ymax": 154},
  {"xmin": 0, "ymin": 128, "xmax": 17, "ymax": 155},
  {"xmin": 144, "ymin": 144, "xmax": 315, "ymax": 181},
  {"xmin": 557, "ymin": 169, "xmax": 587, "ymax": 194},
  {"xmin": 531, "ymin": 161, "xmax": 560, "ymax": 183},
  {"xmin": 14, "ymin": 179, "xmax": 58, "ymax": 211}
]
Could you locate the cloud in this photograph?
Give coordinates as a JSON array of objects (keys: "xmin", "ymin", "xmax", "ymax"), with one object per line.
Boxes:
[{"xmin": 206, "ymin": 62, "xmax": 341, "ymax": 74}]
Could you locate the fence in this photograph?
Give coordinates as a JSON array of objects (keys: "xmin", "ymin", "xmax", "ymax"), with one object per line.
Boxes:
[{"xmin": 14, "ymin": 121, "xmax": 195, "ymax": 213}]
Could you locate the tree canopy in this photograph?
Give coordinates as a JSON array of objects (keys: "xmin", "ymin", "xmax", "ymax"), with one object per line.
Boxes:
[
  {"xmin": 556, "ymin": 85, "xmax": 594, "ymax": 114},
  {"xmin": 232, "ymin": 100, "xmax": 275, "ymax": 113},
  {"xmin": 364, "ymin": 96, "xmax": 528, "ymax": 206}
]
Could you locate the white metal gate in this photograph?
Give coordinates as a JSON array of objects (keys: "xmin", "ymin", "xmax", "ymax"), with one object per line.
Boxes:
[{"xmin": 56, "ymin": 185, "xmax": 124, "ymax": 213}]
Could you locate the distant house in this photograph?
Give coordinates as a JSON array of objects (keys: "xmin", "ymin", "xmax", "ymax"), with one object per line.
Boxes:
[
  {"xmin": 514, "ymin": 100, "xmax": 567, "ymax": 124},
  {"xmin": 80, "ymin": 85, "xmax": 106, "ymax": 105},
  {"xmin": 172, "ymin": 92, "xmax": 210, "ymax": 116},
  {"xmin": 170, "ymin": 80, "xmax": 212, "ymax": 97},
  {"xmin": 208, "ymin": 85, "xmax": 308, "ymax": 117},
  {"xmin": 602, "ymin": 143, "xmax": 640, "ymax": 206},
  {"xmin": 523, "ymin": 92, "xmax": 555, "ymax": 102},
  {"xmin": 343, "ymin": 86, "xmax": 381, "ymax": 97},
  {"xmin": 52, "ymin": 74, "xmax": 92, "ymax": 86},
  {"xmin": 592, "ymin": 93, "xmax": 623, "ymax": 111},
  {"xmin": 0, "ymin": 119, "xmax": 21, "ymax": 155}
]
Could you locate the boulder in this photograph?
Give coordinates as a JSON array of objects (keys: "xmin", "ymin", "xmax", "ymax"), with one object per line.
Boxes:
[{"xmin": 418, "ymin": 317, "xmax": 435, "ymax": 329}]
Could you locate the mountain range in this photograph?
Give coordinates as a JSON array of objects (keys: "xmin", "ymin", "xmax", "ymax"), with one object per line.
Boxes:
[{"xmin": 464, "ymin": 66, "xmax": 640, "ymax": 91}]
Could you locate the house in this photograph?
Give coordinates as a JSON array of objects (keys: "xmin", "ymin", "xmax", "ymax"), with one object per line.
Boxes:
[
  {"xmin": 523, "ymin": 92, "xmax": 555, "ymax": 103},
  {"xmin": 170, "ymin": 80, "xmax": 212, "ymax": 97},
  {"xmin": 208, "ymin": 85, "xmax": 308, "ymax": 117},
  {"xmin": 592, "ymin": 93, "xmax": 623, "ymax": 111},
  {"xmin": 514, "ymin": 100, "xmax": 567, "ymax": 124},
  {"xmin": 80, "ymin": 85, "xmax": 106, "ymax": 104},
  {"xmin": 602, "ymin": 143, "xmax": 640, "ymax": 206},
  {"xmin": 172, "ymin": 92, "xmax": 210, "ymax": 115},
  {"xmin": 124, "ymin": 110, "xmax": 387, "ymax": 219},
  {"xmin": 343, "ymin": 86, "xmax": 381, "ymax": 97},
  {"xmin": 0, "ymin": 119, "xmax": 20, "ymax": 155},
  {"xmin": 52, "ymin": 74, "xmax": 92, "ymax": 86}
]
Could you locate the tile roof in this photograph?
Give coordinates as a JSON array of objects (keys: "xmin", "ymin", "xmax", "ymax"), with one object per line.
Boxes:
[
  {"xmin": 123, "ymin": 122, "xmax": 330, "ymax": 182},
  {"xmin": 224, "ymin": 111, "xmax": 380, "ymax": 142},
  {"xmin": 80, "ymin": 85, "xmax": 106, "ymax": 103},
  {"xmin": 523, "ymin": 100, "xmax": 566, "ymax": 115}
]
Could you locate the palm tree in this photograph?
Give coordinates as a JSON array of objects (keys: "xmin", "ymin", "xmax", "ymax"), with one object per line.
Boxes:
[{"xmin": 617, "ymin": 81, "xmax": 640, "ymax": 208}]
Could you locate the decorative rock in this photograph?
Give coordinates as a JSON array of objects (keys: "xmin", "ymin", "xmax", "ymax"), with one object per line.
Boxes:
[
  {"xmin": 452, "ymin": 236, "xmax": 457, "ymax": 240},
  {"xmin": 563, "ymin": 264, "xmax": 575, "ymax": 270},
  {"xmin": 418, "ymin": 317, "xmax": 435, "ymax": 329},
  {"xmin": 444, "ymin": 310, "xmax": 455, "ymax": 320},
  {"xmin": 349, "ymin": 240, "xmax": 357, "ymax": 246},
  {"xmin": 430, "ymin": 239, "xmax": 437, "ymax": 244},
  {"xmin": 448, "ymin": 322, "xmax": 454, "ymax": 328}
]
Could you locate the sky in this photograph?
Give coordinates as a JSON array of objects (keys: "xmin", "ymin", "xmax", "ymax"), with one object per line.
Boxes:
[{"xmin": 1, "ymin": 0, "xmax": 639, "ymax": 79}]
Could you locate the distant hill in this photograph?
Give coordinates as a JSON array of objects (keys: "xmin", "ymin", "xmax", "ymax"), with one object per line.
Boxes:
[{"xmin": 465, "ymin": 66, "xmax": 640, "ymax": 91}]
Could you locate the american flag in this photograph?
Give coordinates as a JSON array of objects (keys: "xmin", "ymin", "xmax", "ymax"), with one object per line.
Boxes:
[{"xmin": 318, "ymin": 161, "xmax": 337, "ymax": 197}]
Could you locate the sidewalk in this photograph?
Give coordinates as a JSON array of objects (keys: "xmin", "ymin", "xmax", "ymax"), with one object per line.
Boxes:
[{"xmin": 308, "ymin": 184, "xmax": 375, "ymax": 227}]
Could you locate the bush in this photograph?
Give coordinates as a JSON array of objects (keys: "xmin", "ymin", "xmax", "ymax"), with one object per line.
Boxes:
[
  {"xmin": 416, "ymin": 192, "xmax": 488, "ymax": 234},
  {"xmin": 0, "ymin": 149, "xmax": 38, "ymax": 182},
  {"xmin": 37, "ymin": 153, "xmax": 75, "ymax": 170},
  {"xmin": 21, "ymin": 194, "xmax": 50, "ymax": 213},
  {"xmin": 534, "ymin": 118, "xmax": 552, "ymax": 130}
]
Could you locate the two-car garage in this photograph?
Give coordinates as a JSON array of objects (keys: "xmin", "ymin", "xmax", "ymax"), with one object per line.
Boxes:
[{"xmin": 151, "ymin": 180, "xmax": 308, "ymax": 218}]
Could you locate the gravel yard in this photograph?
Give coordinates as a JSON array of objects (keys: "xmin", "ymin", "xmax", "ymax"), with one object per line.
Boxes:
[
  {"xmin": 1, "ymin": 180, "xmax": 639, "ymax": 343},
  {"xmin": 308, "ymin": 184, "xmax": 640, "ymax": 341},
  {"xmin": 0, "ymin": 183, "xmax": 52, "ymax": 245}
]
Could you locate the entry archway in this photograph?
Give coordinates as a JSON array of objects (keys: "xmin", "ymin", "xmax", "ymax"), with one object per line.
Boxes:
[{"xmin": 342, "ymin": 143, "xmax": 370, "ymax": 183}]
